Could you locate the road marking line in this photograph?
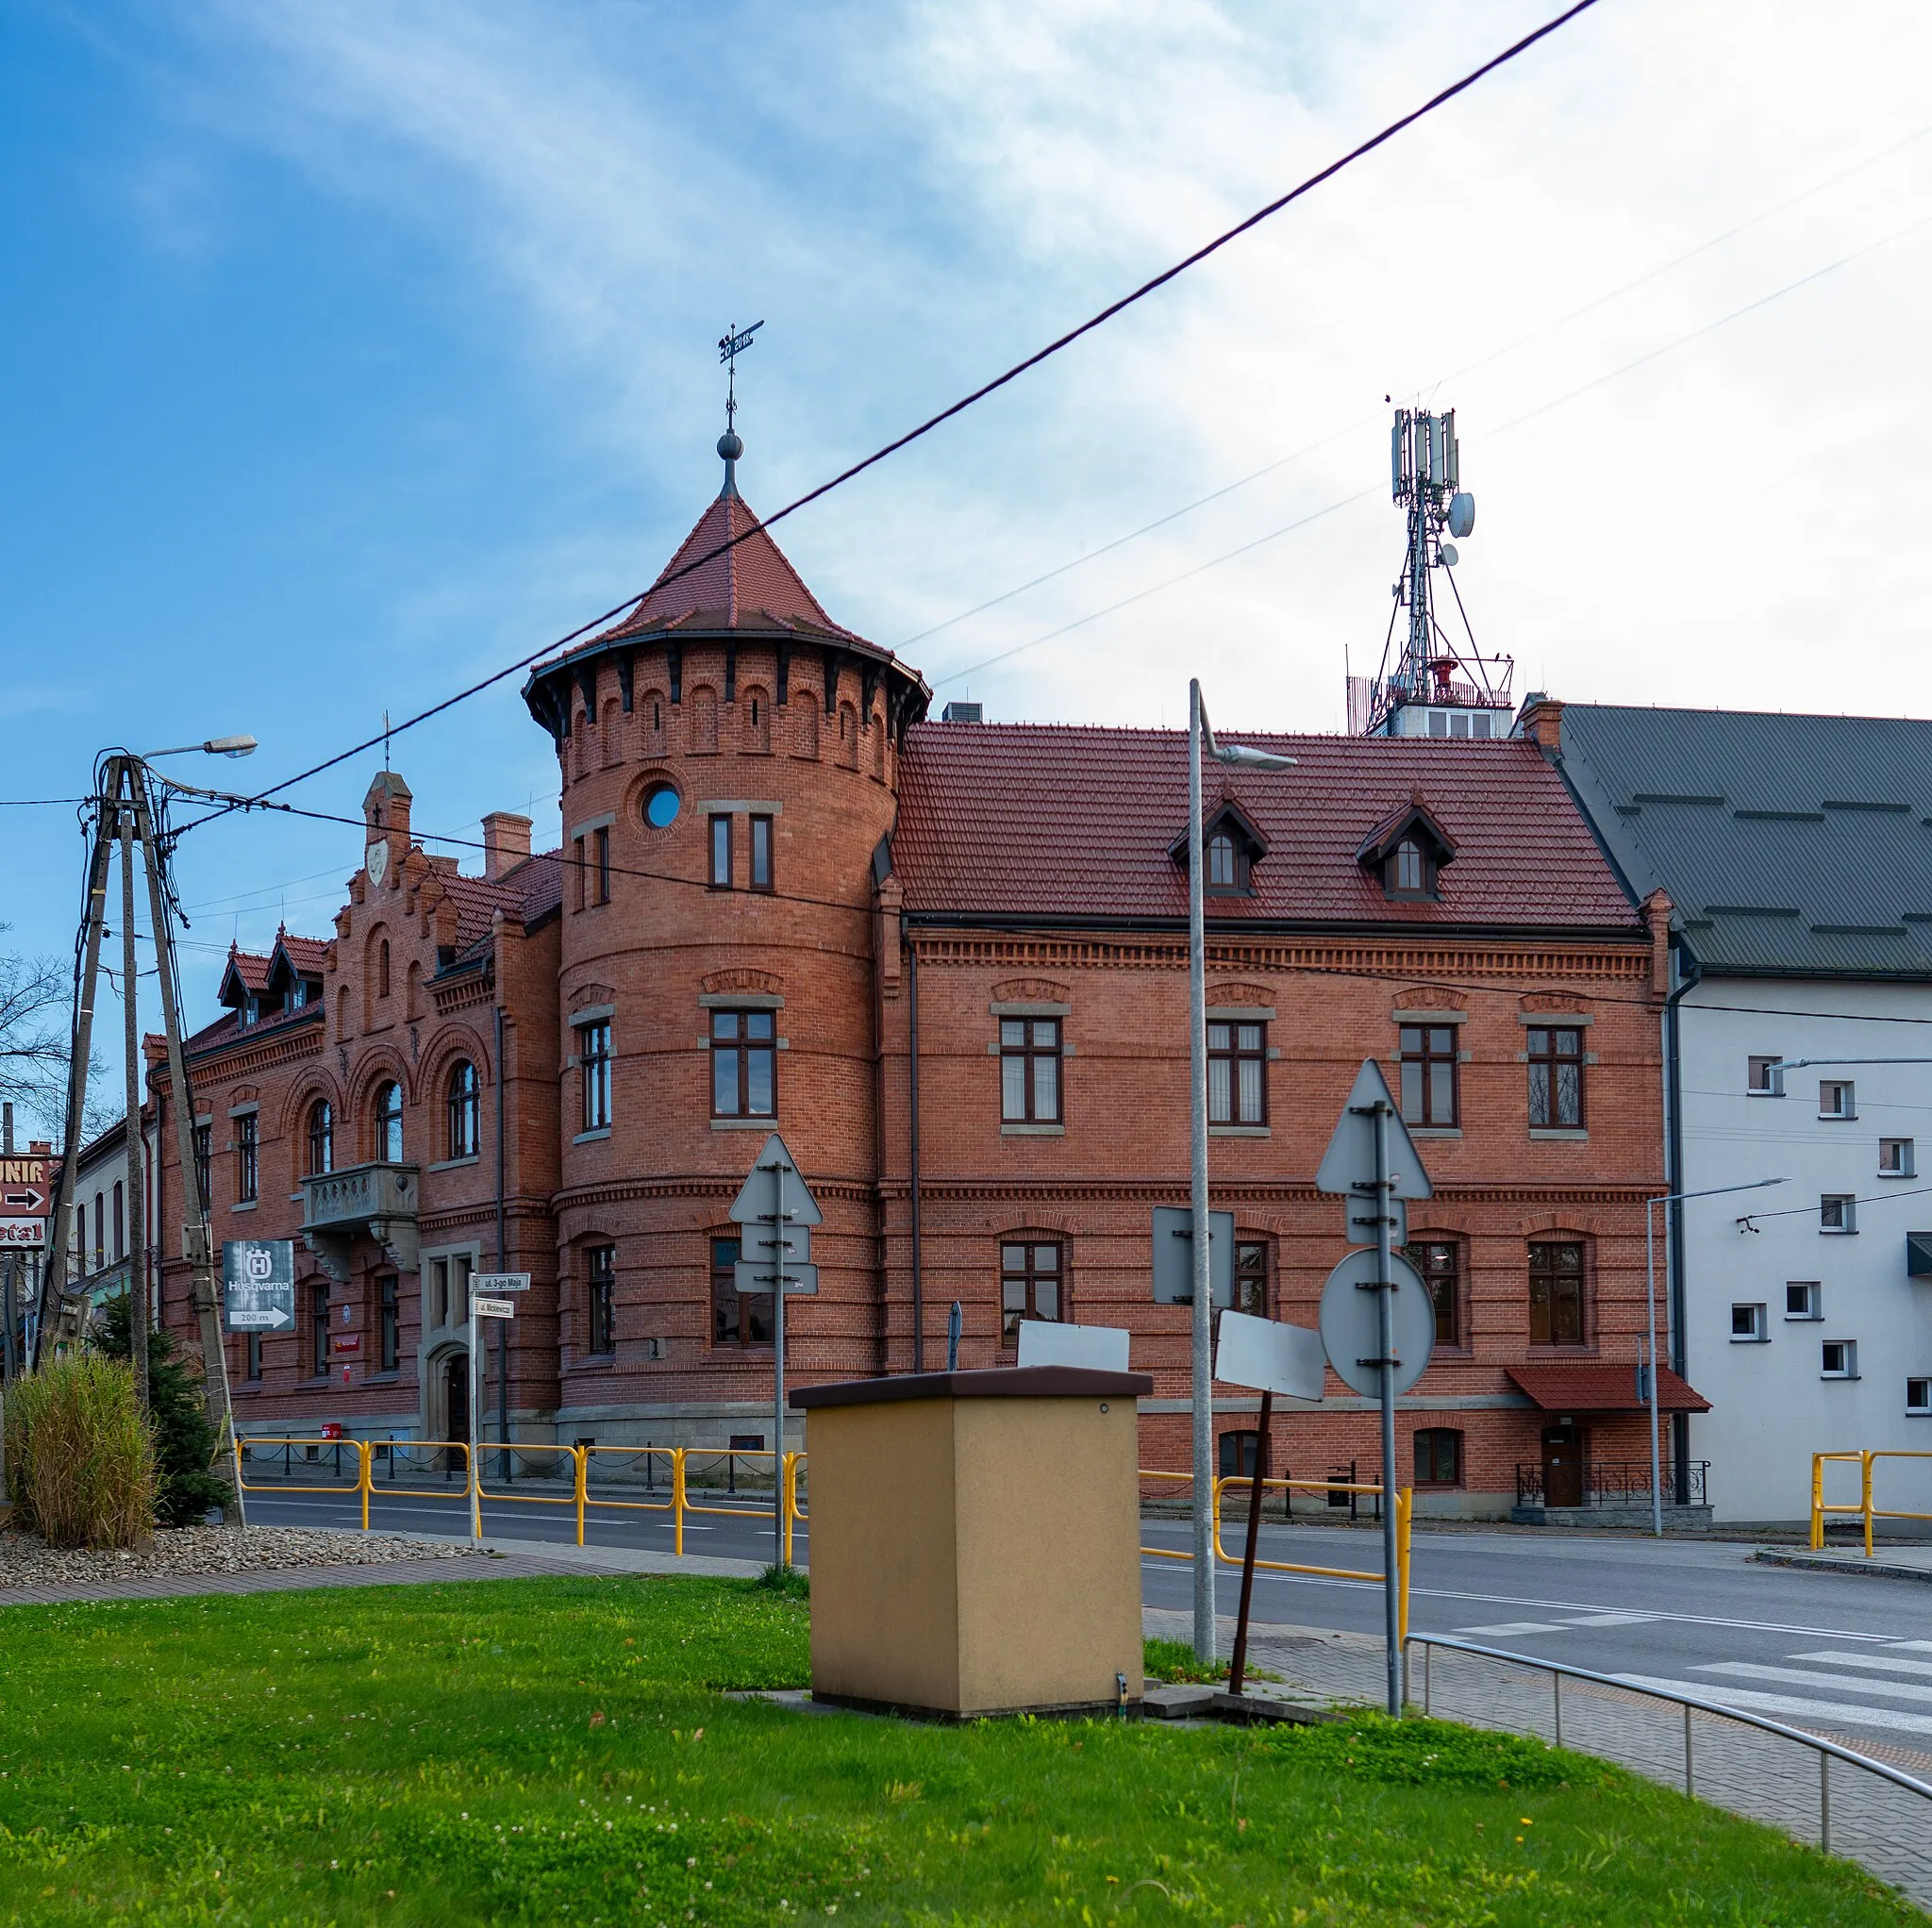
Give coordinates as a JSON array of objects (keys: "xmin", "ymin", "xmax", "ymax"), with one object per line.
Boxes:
[
  {"xmin": 1697, "ymin": 1662, "xmax": 1932, "ymax": 1706},
  {"xmin": 1555, "ymin": 1612, "xmax": 1660, "ymax": 1627},
  {"xmin": 1890, "ymin": 1640, "xmax": 1932, "ymax": 1653},
  {"xmin": 1616, "ymin": 1673, "xmax": 1932, "ymax": 1737},
  {"xmin": 1457, "ymin": 1621, "xmax": 1570, "ymax": 1636},
  {"xmin": 1790, "ymin": 1651, "xmax": 1932, "ymax": 1679}
]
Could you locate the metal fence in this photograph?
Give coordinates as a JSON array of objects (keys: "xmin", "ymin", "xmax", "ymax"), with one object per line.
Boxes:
[
  {"xmin": 1405, "ymin": 1633, "xmax": 1932, "ymax": 1900},
  {"xmin": 1514, "ymin": 1459, "xmax": 1709, "ymax": 1506},
  {"xmin": 1811, "ymin": 1449, "xmax": 1932, "ymax": 1553}
]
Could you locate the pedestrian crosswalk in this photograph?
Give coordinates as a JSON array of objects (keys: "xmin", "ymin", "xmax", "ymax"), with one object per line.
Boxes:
[
  {"xmin": 1615, "ymin": 1637, "xmax": 1932, "ymax": 1741},
  {"xmin": 1457, "ymin": 1612, "xmax": 1661, "ymax": 1637}
]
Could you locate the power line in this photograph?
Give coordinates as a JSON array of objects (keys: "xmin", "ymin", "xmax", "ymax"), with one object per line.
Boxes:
[{"xmin": 177, "ymin": 0, "xmax": 1601, "ymax": 832}]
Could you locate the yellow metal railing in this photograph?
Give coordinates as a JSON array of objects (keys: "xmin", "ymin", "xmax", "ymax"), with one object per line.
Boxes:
[
  {"xmin": 233, "ymin": 1438, "xmax": 808, "ymax": 1556},
  {"xmin": 1811, "ymin": 1450, "xmax": 1932, "ymax": 1554},
  {"xmin": 1141, "ymin": 1468, "xmax": 1414, "ymax": 1639}
]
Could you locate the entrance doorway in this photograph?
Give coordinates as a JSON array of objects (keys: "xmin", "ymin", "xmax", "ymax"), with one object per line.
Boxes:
[
  {"xmin": 442, "ymin": 1353, "xmax": 469, "ymax": 1472},
  {"xmin": 1541, "ymin": 1424, "xmax": 1584, "ymax": 1508}
]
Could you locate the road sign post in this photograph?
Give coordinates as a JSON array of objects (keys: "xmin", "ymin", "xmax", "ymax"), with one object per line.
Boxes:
[
  {"xmin": 1316, "ymin": 1059, "xmax": 1436, "ymax": 1716},
  {"xmin": 729, "ymin": 1134, "xmax": 823, "ymax": 1568},
  {"xmin": 466, "ymin": 1294, "xmax": 515, "ymax": 1541}
]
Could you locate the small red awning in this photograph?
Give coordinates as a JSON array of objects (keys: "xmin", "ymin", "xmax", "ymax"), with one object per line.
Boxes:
[{"xmin": 1507, "ymin": 1364, "xmax": 1710, "ymax": 1415}]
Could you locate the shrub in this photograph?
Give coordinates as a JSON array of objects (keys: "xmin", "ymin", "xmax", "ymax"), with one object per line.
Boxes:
[
  {"xmin": 3, "ymin": 1353, "xmax": 156, "ymax": 1548},
  {"xmin": 97, "ymin": 1294, "xmax": 232, "ymax": 1526}
]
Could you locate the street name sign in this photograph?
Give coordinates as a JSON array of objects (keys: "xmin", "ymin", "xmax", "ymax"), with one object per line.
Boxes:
[
  {"xmin": 1016, "ymin": 1319, "xmax": 1130, "ymax": 1372},
  {"xmin": 472, "ymin": 1296, "xmax": 516, "ymax": 1320},
  {"xmin": 222, "ymin": 1238, "xmax": 296, "ymax": 1332},
  {"xmin": 1316, "ymin": 1249, "xmax": 1435, "ymax": 1399},
  {"xmin": 1150, "ymin": 1205, "xmax": 1235, "ymax": 1306},
  {"xmin": 1213, "ymin": 1309, "xmax": 1325, "ymax": 1403},
  {"xmin": 471, "ymin": 1271, "xmax": 531, "ymax": 1293}
]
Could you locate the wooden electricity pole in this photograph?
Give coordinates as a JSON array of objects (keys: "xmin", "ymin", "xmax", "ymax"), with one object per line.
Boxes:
[
  {"xmin": 34, "ymin": 755, "xmax": 244, "ymax": 1527},
  {"xmin": 120, "ymin": 783, "xmax": 148, "ymax": 1408}
]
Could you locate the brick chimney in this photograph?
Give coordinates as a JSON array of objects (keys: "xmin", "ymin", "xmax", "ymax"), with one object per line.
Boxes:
[
  {"xmin": 1516, "ymin": 691, "xmax": 1564, "ymax": 756},
  {"xmin": 481, "ymin": 811, "xmax": 533, "ymax": 880}
]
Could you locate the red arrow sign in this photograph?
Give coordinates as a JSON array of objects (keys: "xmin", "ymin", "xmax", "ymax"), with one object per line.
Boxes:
[{"xmin": 0, "ymin": 1157, "xmax": 51, "ymax": 1219}]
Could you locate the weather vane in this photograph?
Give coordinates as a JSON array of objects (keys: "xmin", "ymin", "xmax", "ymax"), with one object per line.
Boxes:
[{"xmin": 719, "ymin": 319, "xmax": 764, "ymax": 435}]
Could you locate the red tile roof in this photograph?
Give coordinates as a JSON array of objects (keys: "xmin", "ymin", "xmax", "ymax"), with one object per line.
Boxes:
[
  {"xmin": 275, "ymin": 932, "xmax": 330, "ymax": 975},
  {"xmin": 892, "ymin": 724, "xmax": 1642, "ymax": 930},
  {"xmin": 601, "ymin": 490, "xmax": 864, "ymax": 644},
  {"xmin": 1507, "ymin": 1364, "xmax": 1709, "ymax": 1414},
  {"xmin": 222, "ymin": 948, "xmax": 274, "ymax": 996}
]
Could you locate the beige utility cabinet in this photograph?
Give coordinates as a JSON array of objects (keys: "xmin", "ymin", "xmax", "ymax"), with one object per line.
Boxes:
[{"xmin": 791, "ymin": 1366, "xmax": 1152, "ymax": 1720}]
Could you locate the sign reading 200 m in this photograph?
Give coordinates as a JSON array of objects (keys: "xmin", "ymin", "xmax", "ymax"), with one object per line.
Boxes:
[{"xmin": 222, "ymin": 1239, "xmax": 296, "ymax": 1332}]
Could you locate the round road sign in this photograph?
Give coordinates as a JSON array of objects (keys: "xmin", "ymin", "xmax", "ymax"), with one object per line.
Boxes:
[{"xmin": 1317, "ymin": 1248, "xmax": 1436, "ymax": 1399}]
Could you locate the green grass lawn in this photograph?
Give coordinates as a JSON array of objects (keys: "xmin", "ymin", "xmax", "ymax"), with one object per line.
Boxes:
[{"xmin": 0, "ymin": 1572, "xmax": 1916, "ymax": 1927}]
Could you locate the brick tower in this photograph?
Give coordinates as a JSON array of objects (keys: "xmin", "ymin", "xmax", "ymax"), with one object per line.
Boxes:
[{"xmin": 521, "ymin": 434, "xmax": 929, "ymax": 1451}]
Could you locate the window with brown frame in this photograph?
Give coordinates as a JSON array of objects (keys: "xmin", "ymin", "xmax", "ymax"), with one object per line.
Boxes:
[
  {"xmin": 1398, "ymin": 1024, "xmax": 1458, "ymax": 1127},
  {"xmin": 711, "ymin": 1233, "xmax": 772, "ymax": 1347},
  {"xmin": 445, "ymin": 1060, "xmax": 479, "ymax": 1159},
  {"xmin": 235, "ymin": 1113, "xmax": 258, "ymax": 1205},
  {"xmin": 1407, "ymin": 1238, "xmax": 1461, "ymax": 1348},
  {"xmin": 593, "ymin": 825, "xmax": 611, "ymax": 906},
  {"xmin": 307, "ymin": 1099, "xmax": 334, "ymax": 1175},
  {"xmin": 999, "ymin": 1018, "xmax": 1061, "ymax": 1122},
  {"xmin": 1208, "ymin": 1021, "xmax": 1267, "ymax": 1124},
  {"xmin": 1527, "ymin": 1025, "xmax": 1586, "ymax": 1128},
  {"xmin": 1385, "ymin": 839, "xmax": 1433, "ymax": 898},
  {"xmin": 1001, "ymin": 1240, "xmax": 1062, "ymax": 1339},
  {"xmin": 586, "ymin": 1243, "xmax": 616, "ymax": 1356},
  {"xmin": 750, "ymin": 814, "xmax": 774, "ymax": 892},
  {"xmin": 580, "ymin": 1022, "xmax": 612, "ymax": 1132},
  {"xmin": 710, "ymin": 1009, "xmax": 774, "ymax": 1117},
  {"xmin": 374, "ymin": 1081, "xmax": 404, "ymax": 1162},
  {"xmin": 1528, "ymin": 1239, "xmax": 1588, "ymax": 1345},
  {"xmin": 708, "ymin": 814, "xmax": 733, "ymax": 889},
  {"xmin": 1235, "ymin": 1239, "xmax": 1268, "ymax": 1319},
  {"xmin": 1413, "ymin": 1427, "xmax": 1463, "ymax": 1486},
  {"xmin": 1206, "ymin": 830, "xmax": 1245, "ymax": 893},
  {"xmin": 572, "ymin": 835, "xmax": 587, "ymax": 910}
]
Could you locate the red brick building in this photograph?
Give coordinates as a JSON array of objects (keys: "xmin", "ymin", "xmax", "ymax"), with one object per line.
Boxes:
[{"xmin": 157, "ymin": 443, "xmax": 1691, "ymax": 1516}]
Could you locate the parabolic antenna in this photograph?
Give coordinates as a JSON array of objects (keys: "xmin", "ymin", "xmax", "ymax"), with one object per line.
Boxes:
[{"xmin": 1447, "ymin": 491, "xmax": 1475, "ymax": 540}]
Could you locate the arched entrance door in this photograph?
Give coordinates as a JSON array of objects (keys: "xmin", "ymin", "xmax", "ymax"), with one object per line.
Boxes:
[{"xmin": 442, "ymin": 1352, "xmax": 469, "ymax": 1473}]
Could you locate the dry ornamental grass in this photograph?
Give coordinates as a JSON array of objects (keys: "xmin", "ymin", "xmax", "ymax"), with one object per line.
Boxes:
[{"xmin": 2, "ymin": 1355, "xmax": 156, "ymax": 1549}]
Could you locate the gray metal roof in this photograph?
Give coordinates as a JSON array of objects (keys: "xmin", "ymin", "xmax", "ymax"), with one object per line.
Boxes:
[{"xmin": 1551, "ymin": 703, "xmax": 1932, "ymax": 979}]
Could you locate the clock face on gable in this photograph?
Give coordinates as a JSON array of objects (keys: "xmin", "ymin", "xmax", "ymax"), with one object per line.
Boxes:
[{"xmin": 365, "ymin": 839, "xmax": 390, "ymax": 888}]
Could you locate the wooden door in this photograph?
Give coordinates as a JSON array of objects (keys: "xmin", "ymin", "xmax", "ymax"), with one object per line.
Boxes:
[
  {"xmin": 1541, "ymin": 1425, "xmax": 1583, "ymax": 1508},
  {"xmin": 443, "ymin": 1355, "xmax": 469, "ymax": 1471}
]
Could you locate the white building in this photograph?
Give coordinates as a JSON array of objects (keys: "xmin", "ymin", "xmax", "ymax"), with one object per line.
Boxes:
[{"xmin": 1530, "ymin": 698, "xmax": 1932, "ymax": 1528}]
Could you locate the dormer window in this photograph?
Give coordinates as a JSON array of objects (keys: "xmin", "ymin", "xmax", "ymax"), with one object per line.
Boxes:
[
  {"xmin": 1207, "ymin": 831, "xmax": 1246, "ymax": 894},
  {"xmin": 1171, "ymin": 800, "xmax": 1267, "ymax": 898},
  {"xmin": 1357, "ymin": 797, "xmax": 1457, "ymax": 903}
]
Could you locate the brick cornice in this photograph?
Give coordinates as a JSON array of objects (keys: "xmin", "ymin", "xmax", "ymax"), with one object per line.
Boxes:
[
  {"xmin": 908, "ymin": 932, "xmax": 1651, "ymax": 987},
  {"xmin": 155, "ymin": 1016, "xmax": 325, "ymax": 1094},
  {"xmin": 552, "ymin": 1173, "xmax": 878, "ymax": 1214},
  {"xmin": 877, "ymin": 1178, "xmax": 1660, "ymax": 1206}
]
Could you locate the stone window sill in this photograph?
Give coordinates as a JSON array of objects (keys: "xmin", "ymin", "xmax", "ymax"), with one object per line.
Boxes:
[
  {"xmin": 1410, "ymin": 1126, "xmax": 1461, "ymax": 1139},
  {"xmin": 1209, "ymin": 1125, "xmax": 1271, "ymax": 1138},
  {"xmin": 232, "ymin": 1199, "xmax": 258, "ymax": 1213},
  {"xmin": 574, "ymin": 1127, "xmax": 612, "ymax": 1144},
  {"xmin": 1002, "ymin": 1122, "xmax": 1065, "ymax": 1137},
  {"xmin": 1529, "ymin": 1128, "xmax": 1590, "ymax": 1141},
  {"xmin": 567, "ymin": 1356, "xmax": 616, "ymax": 1373},
  {"xmin": 711, "ymin": 1118, "xmax": 777, "ymax": 1131},
  {"xmin": 361, "ymin": 1371, "xmax": 402, "ymax": 1384},
  {"xmin": 428, "ymin": 1155, "xmax": 480, "ymax": 1173}
]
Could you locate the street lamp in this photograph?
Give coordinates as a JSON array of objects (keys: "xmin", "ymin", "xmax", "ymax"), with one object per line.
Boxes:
[
  {"xmin": 142, "ymin": 736, "xmax": 258, "ymax": 759},
  {"xmin": 1644, "ymin": 1176, "xmax": 1787, "ymax": 1537},
  {"xmin": 1188, "ymin": 679, "xmax": 1294, "ymax": 1661}
]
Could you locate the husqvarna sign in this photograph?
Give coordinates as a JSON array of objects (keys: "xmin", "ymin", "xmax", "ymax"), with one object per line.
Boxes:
[{"xmin": 222, "ymin": 1239, "xmax": 296, "ymax": 1332}]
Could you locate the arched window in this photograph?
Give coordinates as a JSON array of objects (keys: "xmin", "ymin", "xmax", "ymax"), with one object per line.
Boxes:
[
  {"xmin": 377, "ymin": 939, "xmax": 391, "ymax": 1000},
  {"xmin": 446, "ymin": 1060, "xmax": 479, "ymax": 1160},
  {"xmin": 308, "ymin": 1099, "xmax": 334, "ymax": 1175},
  {"xmin": 1208, "ymin": 832, "xmax": 1239, "ymax": 889},
  {"xmin": 374, "ymin": 1081, "xmax": 404, "ymax": 1163},
  {"xmin": 1392, "ymin": 839, "xmax": 1424, "ymax": 894}
]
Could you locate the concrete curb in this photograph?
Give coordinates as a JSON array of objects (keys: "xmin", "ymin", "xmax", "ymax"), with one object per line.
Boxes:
[{"xmin": 1754, "ymin": 1546, "xmax": 1932, "ymax": 1585}]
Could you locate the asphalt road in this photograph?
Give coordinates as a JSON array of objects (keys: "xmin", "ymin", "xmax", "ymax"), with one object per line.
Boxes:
[{"xmin": 241, "ymin": 1484, "xmax": 1932, "ymax": 1750}]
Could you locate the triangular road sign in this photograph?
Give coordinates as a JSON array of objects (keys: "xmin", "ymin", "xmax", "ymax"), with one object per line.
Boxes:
[
  {"xmin": 1313, "ymin": 1059, "xmax": 1434, "ymax": 1200},
  {"xmin": 727, "ymin": 1132, "xmax": 824, "ymax": 1227}
]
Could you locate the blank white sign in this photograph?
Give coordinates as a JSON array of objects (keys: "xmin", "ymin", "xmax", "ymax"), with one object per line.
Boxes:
[
  {"xmin": 1016, "ymin": 1321, "xmax": 1131, "ymax": 1372},
  {"xmin": 1213, "ymin": 1309, "xmax": 1326, "ymax": 1402}
]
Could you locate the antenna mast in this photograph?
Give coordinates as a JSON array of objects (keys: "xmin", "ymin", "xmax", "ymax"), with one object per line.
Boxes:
[{"xmin": 1349, "ymin": 407, "xmax": 1512, "ymax": 739}]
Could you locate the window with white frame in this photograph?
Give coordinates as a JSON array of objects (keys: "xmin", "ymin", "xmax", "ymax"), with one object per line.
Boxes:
[
  {"xmin": 1821, "ymin": 1338, "xmax": 1858, "ymax": 1379},
  {"xmin": 1730, "ymin": 1302, "xmax": 1767, "ymax": 1342},
  {"xmin": 1819, "ymin": 1080, "xmax": 1857, "ymax": 1120},
  {"xmin": 1746, "ymin": 1055, "xmax": 1784, "ymax": 1095},
  {"xmin": 1820, "ymin": 1194, "xmax": 1857, "ymax": 1233},
  {"xmin": 1880, "ymin": 1138, "xmax": 1915, "ymax": 1177},
  {"xmin": 1907, "ymin": 1377, "xmax": 1930, "ymax": 1415},
  {"xmin": 1785, "ymin": 1281, "xmax": 1822, "ymax": 1321}
]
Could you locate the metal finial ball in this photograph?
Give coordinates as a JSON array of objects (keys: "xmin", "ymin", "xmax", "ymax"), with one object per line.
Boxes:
[{"xmin": 717, "ymin": 431, "xmax": 743, "ymax": 462}]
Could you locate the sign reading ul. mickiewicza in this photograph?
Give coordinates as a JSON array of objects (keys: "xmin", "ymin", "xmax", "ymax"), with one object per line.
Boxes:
[{"xmin": 222, "ymin": 1239, "xmax": 296, "ymax": 1332}]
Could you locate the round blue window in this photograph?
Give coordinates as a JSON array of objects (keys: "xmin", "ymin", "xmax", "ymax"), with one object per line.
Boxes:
[{"xmin": 642, "ymin": 781, "xmax": 680, "ymax": 829}]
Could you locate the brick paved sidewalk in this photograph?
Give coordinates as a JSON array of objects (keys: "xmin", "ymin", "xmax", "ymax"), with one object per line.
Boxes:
[{"xmin": 1144, "ymin": 1605, "xmax": 1932, "ymax": 1912}]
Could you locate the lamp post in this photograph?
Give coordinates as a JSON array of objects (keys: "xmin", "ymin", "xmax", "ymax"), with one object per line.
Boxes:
[
  {"xmin": 1644, "ymin": 1176, "xmax": 1786, "ymax": 1537},
  {"xmin": 1187, "ymin": 680, "xmax": 1294, "ymax": 1662}
]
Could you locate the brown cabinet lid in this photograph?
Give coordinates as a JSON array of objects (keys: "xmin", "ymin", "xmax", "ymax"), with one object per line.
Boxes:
[{"xmin": 791, "ymin": 1366, "xmax": 1152, "ymax": 1409}]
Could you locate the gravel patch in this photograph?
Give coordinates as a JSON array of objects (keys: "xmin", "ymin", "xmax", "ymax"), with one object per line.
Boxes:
[{"xmin": 0, "ymin": 1525, "xmax": 484, "ymax": 1586}]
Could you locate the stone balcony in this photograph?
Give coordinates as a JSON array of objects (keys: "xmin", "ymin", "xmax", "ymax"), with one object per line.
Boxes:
[{"xmin": 302, "ymin": 1161, "xmax": 420, "ymax": 1280}]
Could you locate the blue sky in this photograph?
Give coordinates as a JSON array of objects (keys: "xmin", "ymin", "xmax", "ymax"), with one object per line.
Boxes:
[{"xmin": 7, "ymin": 0, "xmax": 1932, "ymax": 1132}]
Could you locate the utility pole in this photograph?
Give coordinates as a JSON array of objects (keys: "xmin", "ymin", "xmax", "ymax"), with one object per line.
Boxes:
[
  {"xmin": 33, "ymin": 755, "xmax": 246, "ymax": 1530},
  {"xmin": 1187, "ymin": 679, "xmax": 1214, "ymax": 1664},
  {"xmin": 120, "ymin": 781, "xmax": 148, "ymax": 1408},
  {"xmin": 2, "ymin": 1103, "xmax": 15, "ymax": 1386}
]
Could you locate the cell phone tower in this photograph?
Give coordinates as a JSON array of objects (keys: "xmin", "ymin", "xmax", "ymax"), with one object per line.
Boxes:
[{"xmin": 1348, "ymin": 407, "xmax": 1513, "ymax": 739}]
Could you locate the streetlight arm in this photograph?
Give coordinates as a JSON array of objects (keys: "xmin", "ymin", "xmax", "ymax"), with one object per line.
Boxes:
[
  {"xmin": 1773, "ymin": 1057, "xmax": 1932, "ymax": 1071},
  {"xmin": 1213, "ymin": 744, "xmax": 1297, "ymax": 769},
  {"xmin": 1648, "ymin": 1177, "xmax": 1789, "ymax": 1208},
  {"xmin": 142, "ymin": 736, "xmax": 258, "ymax": 760}
]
